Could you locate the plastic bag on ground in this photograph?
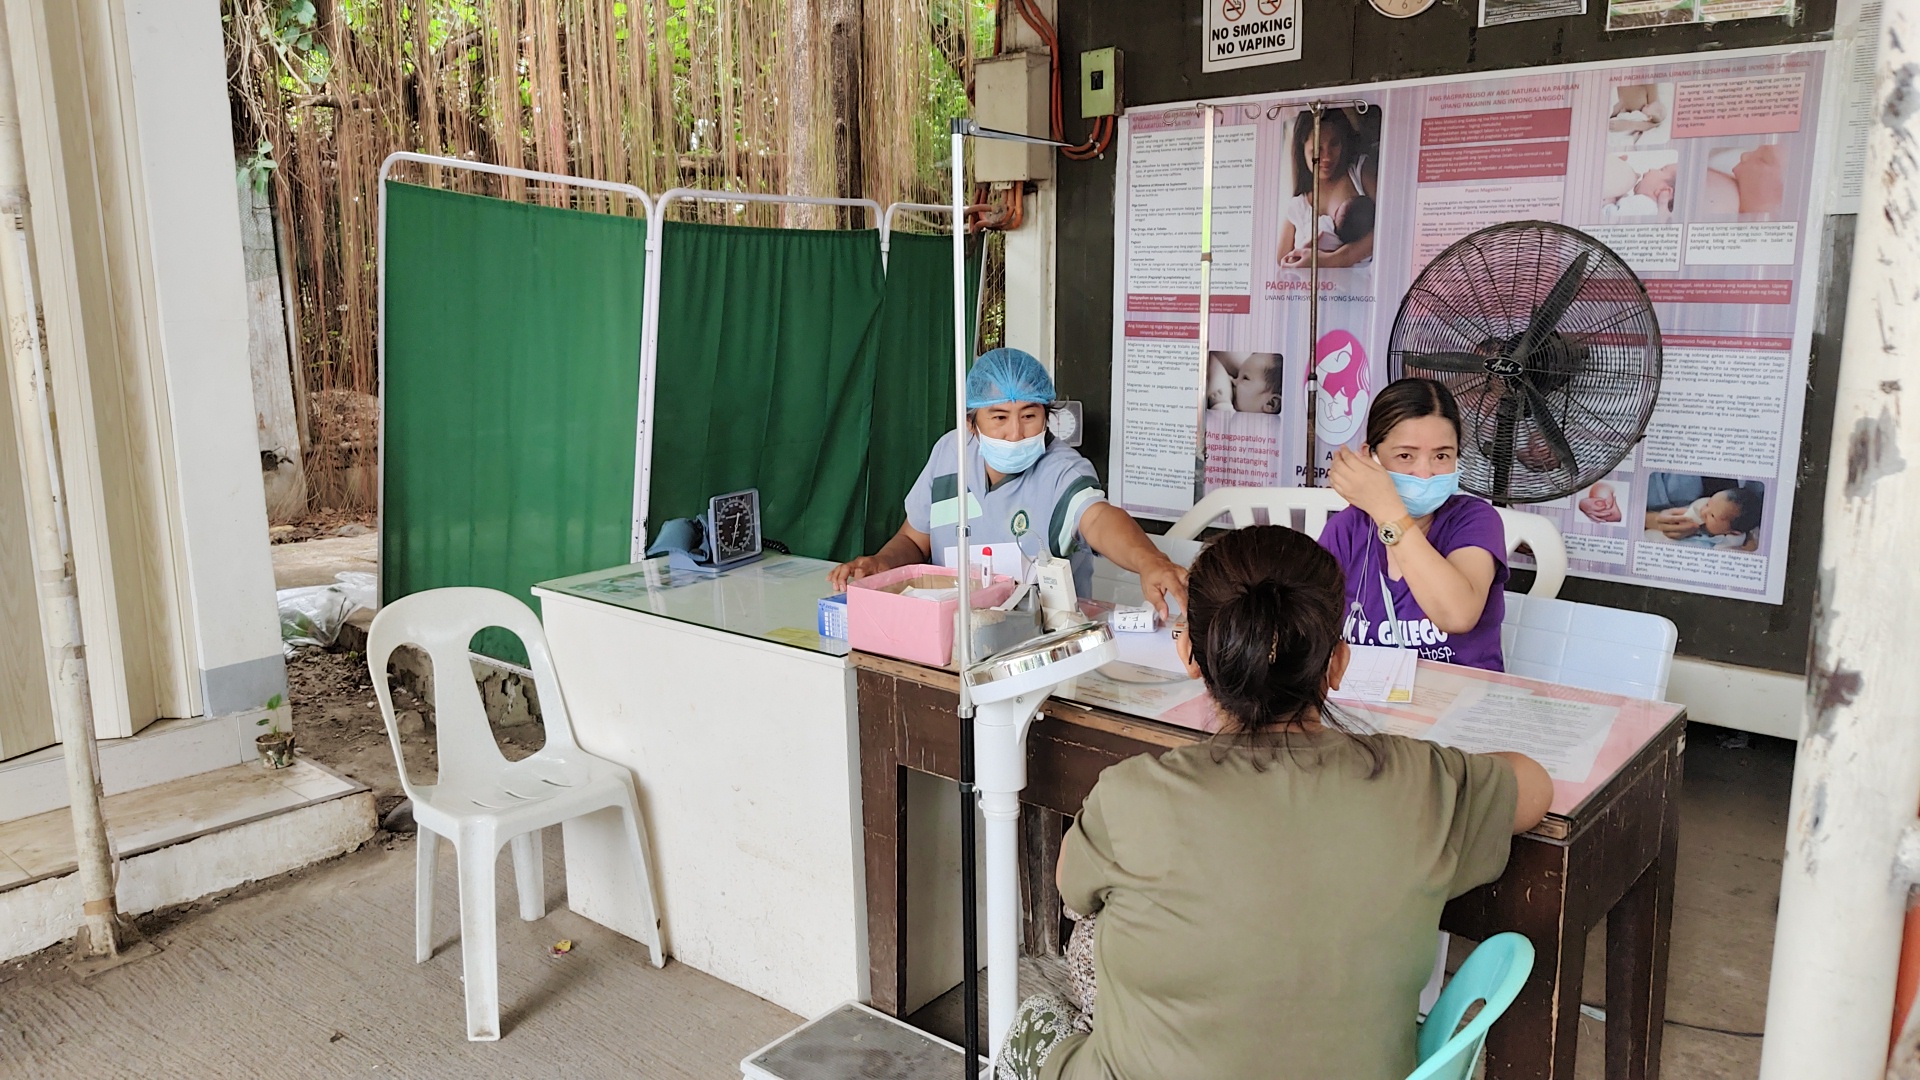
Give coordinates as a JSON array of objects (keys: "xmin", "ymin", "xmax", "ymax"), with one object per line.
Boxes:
[{"xmin": 279, "ymin": 571, "xmax": 378, "ymax": 655}]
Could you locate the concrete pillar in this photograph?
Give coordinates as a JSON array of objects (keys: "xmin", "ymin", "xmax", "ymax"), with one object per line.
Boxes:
[
  {"xmin": 119, "ymin": 0, "xmax": 285, "ymax": 718},
  {"xmin": 1759, "ymin": 0, "xmax": 1920, "ymax": 1073}
]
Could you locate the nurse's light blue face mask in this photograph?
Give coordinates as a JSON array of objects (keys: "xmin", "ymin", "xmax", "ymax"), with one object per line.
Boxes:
[
  {"xmin": 979, "ymin": 432, "xmax": 1045, "ymax": 475},
  {"xmin": 1388, "ymin": 468, "xmax": 1459, "ymax": 517}
]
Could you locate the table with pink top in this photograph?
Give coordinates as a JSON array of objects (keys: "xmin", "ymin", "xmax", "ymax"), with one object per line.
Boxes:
[{"xmin": 852, "ymin": 647, "xmax": 1685, "ymax": 1080}]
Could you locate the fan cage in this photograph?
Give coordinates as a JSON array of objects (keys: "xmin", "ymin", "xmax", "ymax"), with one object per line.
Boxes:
[{"xmin": 1388, "ymin": 220, "xmax": 1662, "ymax": 504}]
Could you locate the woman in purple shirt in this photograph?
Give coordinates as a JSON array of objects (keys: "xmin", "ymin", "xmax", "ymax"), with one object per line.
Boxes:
[{"xmin": 1319, "ymin": 378, "xmax": 1508, "ymax": 671}]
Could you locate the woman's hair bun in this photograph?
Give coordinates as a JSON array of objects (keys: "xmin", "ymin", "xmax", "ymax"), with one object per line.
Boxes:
[{"xmin": 1185, "ymin": 526, "xmax": 1347, "ymax": 736}]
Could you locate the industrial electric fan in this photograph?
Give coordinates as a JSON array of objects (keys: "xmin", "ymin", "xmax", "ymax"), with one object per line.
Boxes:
[{"xmin": 1390, "ymin": 220, "xmax": 1663, "ymax": 504}]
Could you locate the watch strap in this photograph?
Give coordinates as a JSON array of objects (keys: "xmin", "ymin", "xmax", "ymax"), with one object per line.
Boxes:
[{"xmin": 1378, "ymin": 514, "xmax": 1415, "ymax": 546}]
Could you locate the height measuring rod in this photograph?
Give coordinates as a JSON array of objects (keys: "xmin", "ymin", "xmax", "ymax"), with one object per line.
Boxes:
[
  {"xmin": 949, "ymin": 116, "xmax": 1072, "ymax": 1077},
  {"xmin": 1192, "ymin": 104, "xmax": 1216, "ymax": 505},
  {"xmin": 1305, "ymin": 105, "xmax": 1323, "ymax": 486}
]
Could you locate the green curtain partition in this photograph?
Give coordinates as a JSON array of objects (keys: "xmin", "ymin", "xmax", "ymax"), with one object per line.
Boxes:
[
  {"xmin": 862, "ymin": 231, "xmax": 980, "ymax": 553},
  {"xmin": 648, "ymin": 221, "xmax": 885, "ymax": 563},
  {"xmin": 382, "ymin": 182, "xmax": 646, "ymax": 661}
]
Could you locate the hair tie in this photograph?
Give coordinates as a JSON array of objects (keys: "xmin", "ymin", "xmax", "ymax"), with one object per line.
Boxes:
[{"xmin": 1268, "ymin": 635, "xmax": 1279, "ymax": 664}]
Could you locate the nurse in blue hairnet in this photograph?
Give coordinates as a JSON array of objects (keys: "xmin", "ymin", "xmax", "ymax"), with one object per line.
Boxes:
[{"xmin": 829, "ymin": 348, "xmax": 1188, "ymax": 619}]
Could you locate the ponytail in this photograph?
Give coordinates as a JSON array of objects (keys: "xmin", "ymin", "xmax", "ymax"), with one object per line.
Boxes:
[{"xmin": 1185, "ymin": 526, "xmax": 1381, "ymax": 773}]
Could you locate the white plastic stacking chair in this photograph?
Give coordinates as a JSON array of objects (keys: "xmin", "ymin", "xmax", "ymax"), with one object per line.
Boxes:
[
  {"xmin": 1495, "ymin": 509, "xmax": 1567, "ymax": 601},
  {"xmin": 1165, "ymin": 485, "xmax": 1350, "ymax": 541},
  {"xmin": 1500, "ymin": 593, "xmax": 1678, "ymax": 700},
  {"xmin": 367, "ymin": 587, "xmax": 665, "ymax": 1040},
  {"xmin": 1160, "ymin": 487, "xmax": 1568, "ymax": 599}
]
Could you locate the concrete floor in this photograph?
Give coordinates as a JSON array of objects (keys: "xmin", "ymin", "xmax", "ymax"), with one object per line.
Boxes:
[
  {"xmin": 0, "ymin": 837, "xmax": 800, "ymax": 1078},
  {"xmin": 0, "ymin": 723, "xmax": 1787, "ymax": 1078},
  {"xmin": 272, "ymin": 533, "xmax": 378, "ymax": 589}
]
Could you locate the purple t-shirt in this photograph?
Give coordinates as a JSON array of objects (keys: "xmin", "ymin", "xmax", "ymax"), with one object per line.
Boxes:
[{"xmin": 1317, "ymin": 495, "xmax": 1509, "ymax": 672}]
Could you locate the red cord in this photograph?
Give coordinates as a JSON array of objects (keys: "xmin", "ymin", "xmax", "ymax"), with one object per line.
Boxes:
[{"xmin": 1008, "ymin": 0, "xmax": 1113, "ymax": 159}]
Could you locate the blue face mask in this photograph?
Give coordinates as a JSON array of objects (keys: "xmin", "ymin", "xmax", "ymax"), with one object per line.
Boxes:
[
  {"xmin": 979, "ymin": 432, "xmax": 1045, "ymax": 475},
  {"xmin": 1389, "ymin": 469, "xmax": 1459, "ymax": 517}
]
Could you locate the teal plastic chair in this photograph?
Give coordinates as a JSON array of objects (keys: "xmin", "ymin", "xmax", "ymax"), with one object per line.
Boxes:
[{"xmin": 1407, "ymin": 932, "xmax": 1536, "ymax": 1080}]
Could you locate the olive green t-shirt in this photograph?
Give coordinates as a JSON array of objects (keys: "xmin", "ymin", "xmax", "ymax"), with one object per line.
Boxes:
[{"xmin": 1044, "ymin": 730, "xmax": 1519, "ymax": 1080}]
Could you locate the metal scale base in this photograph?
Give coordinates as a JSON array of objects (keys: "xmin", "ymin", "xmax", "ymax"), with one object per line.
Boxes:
[{"xmin": 742, "ymin": 1002, "xmax": 987, "ymax": 1080}]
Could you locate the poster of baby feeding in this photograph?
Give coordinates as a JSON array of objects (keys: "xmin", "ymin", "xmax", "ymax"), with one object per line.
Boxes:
[{"xmin": 1107, "ymin": 44, "xmax": 1830, "ymax": 604}]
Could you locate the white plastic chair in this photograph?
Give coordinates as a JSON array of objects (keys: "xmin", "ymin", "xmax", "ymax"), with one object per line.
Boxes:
[
  {"xmin": 368, "ymin": 587, "xmax": 665, "ymax": 1040},
  {"xmin": 1496, "ymin": 509, "xmax": 1567, "ymax": 601},
  {"xmin": 1500, "ymin": 593, "xmax": 1678, "ymax": 700},
  {"xmin": 1159, "ymin": 487, "xmax": 1567, "ymax": 600},
  {"xmin": 1165, "ymin": 485, "xmax": 1350, "ymax": 542}
]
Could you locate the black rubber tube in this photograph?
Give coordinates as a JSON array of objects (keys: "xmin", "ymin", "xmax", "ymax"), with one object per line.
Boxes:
[{"xmin": 960, "ymin": 709, "xmax": 980, "ymax": 1077}]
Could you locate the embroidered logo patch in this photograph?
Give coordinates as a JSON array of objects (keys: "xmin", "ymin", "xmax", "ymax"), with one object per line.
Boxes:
[{"xmin": 1011, "ymin": 510, "xmax": 1030, "ymax": 537}]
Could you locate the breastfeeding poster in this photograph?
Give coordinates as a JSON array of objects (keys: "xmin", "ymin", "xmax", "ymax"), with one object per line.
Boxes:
[{"xmin": 1107, "ymin": 44, "xmax": 1829, "ymax": 604}]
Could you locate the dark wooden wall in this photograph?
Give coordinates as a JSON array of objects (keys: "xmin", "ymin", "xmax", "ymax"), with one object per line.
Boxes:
[{"xmin": 1047, "ymin": 0, "xmax": 1842, "ymax": 674}]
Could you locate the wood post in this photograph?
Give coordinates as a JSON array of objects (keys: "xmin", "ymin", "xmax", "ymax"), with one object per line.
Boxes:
[{"xmin": 826, "ymin": 0, "xmax": 863, "ymax": 221}]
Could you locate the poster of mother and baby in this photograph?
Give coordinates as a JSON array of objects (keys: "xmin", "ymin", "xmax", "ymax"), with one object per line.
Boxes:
[{"xmin": 1114, "ymin": 44, "xmax": 1828, "ymax": 603}]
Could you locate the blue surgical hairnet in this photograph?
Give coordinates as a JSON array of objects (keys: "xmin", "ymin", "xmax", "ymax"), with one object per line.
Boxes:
[{"xmin": 965, "ymin": 348, "xmax": 1056, "ymax": 410}]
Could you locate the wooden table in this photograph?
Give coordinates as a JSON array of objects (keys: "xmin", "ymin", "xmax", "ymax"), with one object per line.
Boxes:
[{"xmin": 854, "ymin": 651, "xmax": 1685, "ymax": 1080}]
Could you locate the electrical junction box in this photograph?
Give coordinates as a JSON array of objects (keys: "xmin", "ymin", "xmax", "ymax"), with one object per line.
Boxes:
[
  {"xmin": 1081, "ymin": 48, "xmax": 1120, "ymax": 118},
  {"xmin": 974, "ymin": 51, "xmax": 1053, "ymax": 183}
]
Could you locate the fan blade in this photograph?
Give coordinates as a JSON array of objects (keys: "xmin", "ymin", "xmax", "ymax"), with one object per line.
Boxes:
[
  {"xmin": 1403, "ymin": 351, "xmax": 1487, "ymax": 374},
  {"xmin": 1510, "ymin": 251, "xmax": 1591, "ymax": 370},
  {"xmin": 1515, "ymin": 376, "xmax": 1578, "ymax": 476}
]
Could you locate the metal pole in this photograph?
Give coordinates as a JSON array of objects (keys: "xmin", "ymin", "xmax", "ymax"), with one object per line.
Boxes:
[
  {"xmin": 950, "ymin": 121, "xmax": 981, "ymax": 1078},
  {"xmin": 1304, "ymin": 106, "xmax": 1322, "ymax": 487},
  {"xmin": 1192, "ymin": 105, "xmax": 1216, "ymax": 507},
  {"xmin": 0, "ymin": 11, "xmax": 125, "ymax": 958},
  {"xmin": 1759, "ymin": 3, "xmax": 1920, "ymax": 1074}
]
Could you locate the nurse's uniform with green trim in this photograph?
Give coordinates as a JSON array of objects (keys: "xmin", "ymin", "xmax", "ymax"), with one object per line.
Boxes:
[{"xmin": 906, "ymin": 430, "xmax": 1106, "ymax": 596}]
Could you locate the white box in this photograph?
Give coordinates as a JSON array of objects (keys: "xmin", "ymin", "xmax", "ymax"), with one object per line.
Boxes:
[{"xmin": 974, "ymin": 51, "xmax": 1054, "ymax": 182}]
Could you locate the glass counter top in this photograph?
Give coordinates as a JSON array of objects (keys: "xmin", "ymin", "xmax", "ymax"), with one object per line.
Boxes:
[{"xmin": 535, "ymin": 554, "xmax": 850, "ymax": 657}]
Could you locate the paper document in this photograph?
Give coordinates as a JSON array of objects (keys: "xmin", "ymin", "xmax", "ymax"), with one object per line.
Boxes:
[
  {"xmin": 1109, "ymin": 624, "xmax": 1186, "ymax": 677},
  {"xmin": 1423, "ymin": 684, "xmax": 1617, "ymax": 782},
  {"xmin": 1329, "ymin": 645, "xmax": 1419, "ymax": 704}
]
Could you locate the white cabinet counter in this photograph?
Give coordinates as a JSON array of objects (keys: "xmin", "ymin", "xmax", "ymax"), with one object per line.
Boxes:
[{"xmin": 534, "ymin": 556, "xmax": 864, "ymax": 1017}]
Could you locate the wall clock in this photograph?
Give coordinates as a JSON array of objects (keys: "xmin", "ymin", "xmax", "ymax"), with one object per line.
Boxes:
[{"xmin": 1369, "ymin": 0, "xmax": 1436, "ymax": 16}]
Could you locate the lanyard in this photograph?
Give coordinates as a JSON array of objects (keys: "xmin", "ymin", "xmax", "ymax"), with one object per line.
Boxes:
[
  {"xmin": 1350, "ymin": 531, "xmax": 1410, "ymax": 650},
  {"xmin": 1377, "ymin": 572, "xmax": 1404, "ymax": 648}
]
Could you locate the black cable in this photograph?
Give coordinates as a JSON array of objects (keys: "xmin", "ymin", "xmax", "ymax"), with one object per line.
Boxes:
[{"xmin": 960, "ymin": 714, "xmax": 981, "ymax": 1076}]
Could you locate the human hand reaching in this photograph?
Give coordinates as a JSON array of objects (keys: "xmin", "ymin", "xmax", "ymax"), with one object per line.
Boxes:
[{"xmin": 1329, "ymin": 447, "xmax": 1409, "ymax": 525}]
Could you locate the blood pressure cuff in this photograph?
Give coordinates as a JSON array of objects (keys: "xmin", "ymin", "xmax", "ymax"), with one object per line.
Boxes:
[{"xmin": 645, "ymin": 517, "xmax": 709, "ymax": 562}]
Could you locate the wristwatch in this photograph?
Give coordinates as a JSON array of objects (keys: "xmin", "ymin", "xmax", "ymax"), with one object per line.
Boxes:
[{"xmin": 1378, "ymin": 515, "xmax": 1415, "ymax": 546}]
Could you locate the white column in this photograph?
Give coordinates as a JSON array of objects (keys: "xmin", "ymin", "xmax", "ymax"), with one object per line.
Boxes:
[
  {"xmin": 119, "ymin": 0, "xmax": 284, "ymax": 717},
  {"xmin": 1003, "ymin": 184, "xmax": 1056, "ymax": 370},
  {"xmin": 1759, "ymin": 2, "xmax": 1920, "ymax": 1075},
  {"xmin": 998, "ymin": 0, "xmax": 1058, "ymax": 371}
]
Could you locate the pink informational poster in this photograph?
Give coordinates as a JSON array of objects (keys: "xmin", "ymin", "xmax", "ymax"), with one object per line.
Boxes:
[{"xmin": 1108, "ymin": 44, "xmax": 1830, "ymax": 604}]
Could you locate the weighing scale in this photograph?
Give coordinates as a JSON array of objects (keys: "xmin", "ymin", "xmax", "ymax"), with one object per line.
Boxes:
[{"xmin": 745, "ymin": 118, "xmax": 1117, "ymax": 1080}]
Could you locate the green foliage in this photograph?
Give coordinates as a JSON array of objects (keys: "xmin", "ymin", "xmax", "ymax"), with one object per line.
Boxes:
[
  {"xmin": 238, "ymin": 137, "xmax": 276, "ymax": 199},
  {"xmin": 918, "ymin": 0, "xmax": 996, "ymax": 192},
  {"xmin": 257, "ymin": 693, "xmax": 286, "ymax": 736}
]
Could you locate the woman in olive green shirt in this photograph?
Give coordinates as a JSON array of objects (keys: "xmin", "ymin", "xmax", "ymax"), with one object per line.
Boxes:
[{"xmin": 996, "ymin": 525, "xmax": 1552, "ymax": 1080}]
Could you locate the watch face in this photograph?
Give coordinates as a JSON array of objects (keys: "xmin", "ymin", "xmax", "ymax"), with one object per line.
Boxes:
[
  {"xmin": 1369, "ymin": 0, "xmax": 1435, "ymax": 16},
  {"xmin": 709, "ymin": 490, "xmax": 760, "ymax": 564}
]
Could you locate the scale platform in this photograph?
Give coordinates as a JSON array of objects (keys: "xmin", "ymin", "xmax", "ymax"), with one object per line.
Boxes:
[{"xmin": 742, "ymin": 1001, "xmax": 988, "ymax": 1080}]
